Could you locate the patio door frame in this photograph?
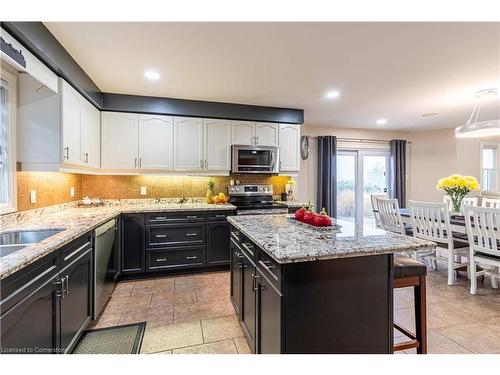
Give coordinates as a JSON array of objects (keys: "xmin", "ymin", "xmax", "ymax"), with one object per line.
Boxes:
[{"xmin": 337, "ymin": 148, "xmax": 391, "ymax": 225}]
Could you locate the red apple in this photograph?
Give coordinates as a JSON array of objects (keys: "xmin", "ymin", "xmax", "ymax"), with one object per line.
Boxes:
[{"xmin": 294, "ymin": 207, "xmax": 306, "ymax": 221}]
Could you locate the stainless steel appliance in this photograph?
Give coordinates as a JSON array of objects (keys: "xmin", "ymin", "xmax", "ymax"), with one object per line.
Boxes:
[
  {"xmin": 231, "ymin": 145, "xmax": 279, "ymax": 174},
  {"xmin": 228, "ymin": 184, "xmax": 288, "ymax": 215},
  {"xmin": 93, "ymin": 218, "xmax": 118, "ymax": 319}
]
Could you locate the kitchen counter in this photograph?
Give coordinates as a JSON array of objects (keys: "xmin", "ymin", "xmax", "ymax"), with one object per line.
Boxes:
[
  {"xmin": 0, "ymin": 200, "xmax": 236, "ymax": 280},
  {"xmin": 227, "ymin": 214, "xmax": 435, "ymax": 264}
]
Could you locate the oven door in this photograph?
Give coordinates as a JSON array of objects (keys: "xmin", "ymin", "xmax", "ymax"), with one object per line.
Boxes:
[{"xmin": 232, "ymin": 145, "xmax": 279, "ymax": 173}]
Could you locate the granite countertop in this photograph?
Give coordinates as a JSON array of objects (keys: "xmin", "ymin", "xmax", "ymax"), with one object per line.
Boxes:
[
  {"xmin": 227, "ymin": 214, "xmax": 436, "ymax": 264},
  {"xmin": 0, "ymin": 200, "xmax": 236, "ymax": 280},
  {"xmin": 274, "ymin": 201, "xmax": 308, "ymax": 208}
]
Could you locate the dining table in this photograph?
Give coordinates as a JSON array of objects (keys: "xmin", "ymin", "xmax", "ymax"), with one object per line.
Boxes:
[{"xmin": 399, "ymin": 208, "xmax": 468, "ymax": 235}]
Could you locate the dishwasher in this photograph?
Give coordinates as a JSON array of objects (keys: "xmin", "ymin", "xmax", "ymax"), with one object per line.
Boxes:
[{"xmin": 93, "ymin": 218, "xmax": 118, "ymax": 319}]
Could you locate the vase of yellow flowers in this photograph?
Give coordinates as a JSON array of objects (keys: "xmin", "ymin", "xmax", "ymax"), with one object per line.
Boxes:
[{"xmin": 436, "ymin": 174, "xmax": 480, "ymax": 214}]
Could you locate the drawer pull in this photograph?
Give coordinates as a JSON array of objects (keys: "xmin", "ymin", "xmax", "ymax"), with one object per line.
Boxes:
[
  {"xmin": 258, "ymin": 260, "xmax": 279, "ymax": 280},
  {"xmin": 186, "ymin": 215, "xmax": 198, "ymax": 219},
  {"xmin": 156, "ymin": 258, "xmax": 167, "ymax": 262},
  {"xmin": 154, "ymin": 217, "xmax": 167, "ymax": 220},
  {"xmin": 186, "ymin": 256, "xmax": 197, "ymax": 260},
  {"xmin": 215, "ymin": 214, "xmax": 226, "ymax": 218},
  {"xmin": 186, "ymin": 233, "xmax": 198, "ymax": 237},
  {"xmin": 155, "ymin": 234, "xmax": 167, "ymax": 238}
]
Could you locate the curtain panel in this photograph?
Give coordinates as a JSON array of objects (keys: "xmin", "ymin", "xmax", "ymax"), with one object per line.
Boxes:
[
  {"xmin": 390, "ymin": 139, "xmax": 407, "ymax": 208},
  {"xmin": 317, "ymin": 136, "xmax": 337, "ymax": 217}
]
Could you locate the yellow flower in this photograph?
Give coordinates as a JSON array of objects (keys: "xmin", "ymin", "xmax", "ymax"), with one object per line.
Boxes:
[{"xmin": 436, "ymin": 174, "xmax": 480, "ymax": 192}]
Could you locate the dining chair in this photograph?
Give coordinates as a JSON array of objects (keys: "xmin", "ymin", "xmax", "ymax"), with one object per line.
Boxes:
[
  {"xmin": 464, "ymin": 206, "xmax": 500, "ymax": 294},
  {"xmin": 443, "ymin": 195, "xmax": 478, "ymax": 212},
  {"xmin": 377, "ymin": 198, "xmax": 410, "ymax": 235},
  {"xmin": 370, "ymin": 193, "xmax": 387, "ymax": 228},
  {"xmin": 481, "ymin": 197, "xmax": 500, "ymax": 208},
  {"xmin": 409, "ymin": 200, "xmax": 469, "ymax": 285}
]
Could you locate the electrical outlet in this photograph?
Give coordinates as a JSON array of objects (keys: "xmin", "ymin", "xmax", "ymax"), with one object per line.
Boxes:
[
  {"xmin": 140, "ymin": 186, "xmax": 147, "ymax": 196},
  {"xmin": 70, "ymin": 187, "xmax": 75, "ymax": 197},
  {"xmin": 30, "ymin": 190, "xmax": 37, "ymax": 204}
]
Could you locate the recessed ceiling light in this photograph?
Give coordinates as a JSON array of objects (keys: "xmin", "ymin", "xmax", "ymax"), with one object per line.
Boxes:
[
  {"xmin": 325, "ymin": 90, "xmax": 340, "ymax": 99},
  {"xmin": 421, "ymin": 112, "xmax": 439, "ymax": 117},
  {"xmin": 144, "ymin": 70, "xmax": 160, "ymax": 81},
  {"xmin": 376, "ymin": 119, "xmax": 387, "ymax": 125}
]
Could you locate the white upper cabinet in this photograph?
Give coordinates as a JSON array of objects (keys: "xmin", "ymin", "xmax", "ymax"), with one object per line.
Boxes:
[
  {"xmin": 81, "ymin": 101, "xmax": 101, "ymax": 168},
  {"xmin": 139, "ymin": 115, "xmax": 174, "ymax": 170},
  {"xmin": 101, "ymin": 112, "xmax": 139, "ymax": 170},
  {"xmin": 60, "ymin": 81, "xmax": 82, "ymax": 165},
  {"xmin": 204, "ymin": 119, "xmax": 231, "ymax": 171},
  {"xmin": 231, "ymin": 120, "xmax": 256, "ymax": 145},
  {"xmin": 174, "ymin": 117, "xmax": 203, "ymax": 170},
  {"xmin": 255, "ymin": 123, "xmax": 279, "ymax": 146},
  {"xmin": 279, "ymin": 124, "xmax": 301, "ymax": 172}
]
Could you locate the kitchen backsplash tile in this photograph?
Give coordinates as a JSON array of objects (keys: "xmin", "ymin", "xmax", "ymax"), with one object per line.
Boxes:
[
  {"xmin": 12, "ymin": 172, "xmax": 291, "ymax": 212},
  {"xmin": 16, "ymin": 171, "xmax": 82, "ymax": 211}
]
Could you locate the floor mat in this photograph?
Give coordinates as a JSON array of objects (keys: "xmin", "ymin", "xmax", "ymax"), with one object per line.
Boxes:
[{"xmin": 72, "ymin": 322, "xmax": 146, "ymax": 354}]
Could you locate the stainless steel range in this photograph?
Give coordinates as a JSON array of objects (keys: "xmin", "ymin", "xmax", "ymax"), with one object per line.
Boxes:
[{"xmin": 227, "ymin": 184, "xmax": 288, "ymax": 215}]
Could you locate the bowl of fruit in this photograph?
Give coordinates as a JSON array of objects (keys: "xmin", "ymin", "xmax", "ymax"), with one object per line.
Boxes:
[
  {"xmin": 212, "ymin": 192, "xmax": 229, "ymax": 204},
  {"xmin": 291, "ymin": 207, "xmax": 340, "ymax": 231}
]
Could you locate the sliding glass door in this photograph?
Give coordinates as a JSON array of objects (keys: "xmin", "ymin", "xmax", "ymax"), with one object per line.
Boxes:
[{"xmin": 337, "ymin": 150, "xmax": 390, "ymax": 227}]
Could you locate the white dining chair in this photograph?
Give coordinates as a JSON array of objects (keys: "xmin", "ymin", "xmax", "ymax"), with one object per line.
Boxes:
[
  {"xmin": 377, "ymin": 198, "xmax": 407, "ymax": 235},
  {"xmin": 370, "ymin": 194, "xmax": 387, "ymax": 228},
  {"xmin": 409, "ymin": 200, "xmax": 469, "ymax": 285},
  {"xmin": 464, "ymin": 206, "xmax": 500, "ymax": 294},
  {"xmin": 443, "ymin": 195, "xmax": 478, "ymax": 212},
  {"xmin": 481, "ymin": 197, "xmax": 500, "ymax": 208}
]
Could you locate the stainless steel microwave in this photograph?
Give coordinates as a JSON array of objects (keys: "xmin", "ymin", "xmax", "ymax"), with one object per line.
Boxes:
[{"xmin": 231, "ymin": 145, "xmax": 279, "ymax": 174}]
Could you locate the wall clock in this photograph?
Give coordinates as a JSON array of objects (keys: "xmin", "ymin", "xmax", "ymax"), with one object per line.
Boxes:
[{"xmin": 300, "ymin": 135, "xmax": 309, "ymax": 160}]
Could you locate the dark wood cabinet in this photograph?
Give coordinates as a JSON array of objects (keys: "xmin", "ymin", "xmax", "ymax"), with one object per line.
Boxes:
[
  {"xmin": 0, "ymin": 274, "xmax": 60, "ymax": 354},
  {"xmin": 256, "ymin": 269, "xmax": 282, "ymax": 354},
  {"xmin": 121, "ymin": 213, "xmax": 145, "ymax": 274},
  {"xmin": 207, "ymin": 221, "xmax": 230, "ymax": 265},
  {"xmin": 59, "ymin": 246, "xmax": 93, "ymax": 353},
  {"xmin": 240, "ymin": 248, "xmax": 256, "ymax": 352},
  {"xmin": 230, "ymin": 238, "xmax": 243, "ymax": 315}
]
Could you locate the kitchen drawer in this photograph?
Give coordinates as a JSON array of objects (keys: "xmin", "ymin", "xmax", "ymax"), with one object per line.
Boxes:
[
  {"xmin": 146, "ymin": 223, "xmax": 205, "ymax": 247},
  {"xmin": 207, "ymin": 211, "xmax": 234, "ymax": 221},
  {"xmin": 230, "ymin": 226, "xmax": 241, "ymax": 242},
  {"xmin": 145, "ymin": 212, "xmax": 206, "ymax": 224},
  {"xmin": 257, "ymin": 249, "xmax": 281, "ymax": 291},
  {"xmin": 60, "ymin": 232, "xmax": 93, "ymax": 268},
  {"xmin": 146, "ymin": 247, "xmax": 205, "ymax": 270},
  {"xmin": 240, "ymin": 234, "xmax": 256, "ymax": 259},
  {"xmin": 0, "ymin": 251, "xmax": 59, "ymax": 315}
]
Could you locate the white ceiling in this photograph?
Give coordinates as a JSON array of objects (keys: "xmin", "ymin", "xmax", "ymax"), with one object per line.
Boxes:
[{"xmin": 44, "ymin": 22, "xmax": 500, "ymax": 130}]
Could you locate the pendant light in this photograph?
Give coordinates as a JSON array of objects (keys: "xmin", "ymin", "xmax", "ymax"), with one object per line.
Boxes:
[{"xmin": 455, "ymin": 88, "xmax": 500, "ymax": 138}]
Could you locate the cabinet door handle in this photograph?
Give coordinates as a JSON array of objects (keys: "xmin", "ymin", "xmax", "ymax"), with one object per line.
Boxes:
[
  {"xmin": 55, "ymin": 280, "xmax": 64, "ymax": 297},
  {"xmin": 139, "ymin": 158, "xmax": 142, "ymax": 167},
  {"xmin": 186, "ymin": 256, "xmax": 197, "ymax": 260},
  {"xmin": 252, "ymin": 274, "xmax": 261, "ymax": 291},
  {"xmin": 155, "ymin": 234, "xmax": 167, "ymax": 238},
  {"xmin": 186, "ymin": 215, "xmax": 198, "ymax": 219},
  {"xmin": 205, "ymin": 160, "xmax": 208, "ymax": 169},
  {"xmin": 255, "ymin": 136, "xmax": 259, "ymax": 144},
  {"xmin": 63, "ymin": 146, "xmax": 69, "ymax": 160},
  {"xmin": 134, "ymin": 158, "xmax": 138, "ymax": 168},
  {"xmin": 84, "ymin": 152, "xmax": 89, "ymax": 163},
  {"xmin": 200, "ymin": 159, "xmax": 204, "ymax": 168},
  {"xmin": 186, "ymin": 233, "xmax": 198, "ymax": 236},
  {"xmin": 154, "ymin": 216, "xmax": 167, "ymax": 221},
  {"xmin": 64, "ymin": 275, "xmax": 69, "ymax": 295},
  {"xmin": 156, "ymin": 258, "xmax": 167, "ymax": 262}
]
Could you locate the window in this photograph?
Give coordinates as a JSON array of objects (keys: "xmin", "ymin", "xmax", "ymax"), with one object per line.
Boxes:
[
  {"xmin": 0, "ymin": 69, "xmax": 16, "ymax": 214},
  {"xmin": 481, "ymin": 144, "xmax": 497, "ymax": 192}
]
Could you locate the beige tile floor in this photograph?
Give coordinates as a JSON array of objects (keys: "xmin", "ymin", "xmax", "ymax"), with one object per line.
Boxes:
[{"xmin": 89, "ymin": 266, "xmax": 500, "ymax": 354}]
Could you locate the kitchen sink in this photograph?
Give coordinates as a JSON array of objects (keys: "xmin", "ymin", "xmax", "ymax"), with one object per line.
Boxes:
[
  {"xmin": 0, "ymin": 245, "xmax": 31, "ymax": 258},
  {"xmin": 0, "ymin": 229, "xmax": 65, "ymax": 258}
]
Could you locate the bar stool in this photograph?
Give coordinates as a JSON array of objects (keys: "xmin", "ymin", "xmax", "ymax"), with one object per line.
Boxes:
[{"xmin": 393, "ymin": 255, "xmax": 427, "ymax": 354}]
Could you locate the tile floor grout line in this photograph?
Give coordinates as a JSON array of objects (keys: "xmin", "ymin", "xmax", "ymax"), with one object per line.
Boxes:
[
  {"xmin": 200, "ymin": 320, "xmax": 205, "ymax": 343},
  {"xmin": 431, "ymin": 329, "xmax": 475, "ymax": 354}
]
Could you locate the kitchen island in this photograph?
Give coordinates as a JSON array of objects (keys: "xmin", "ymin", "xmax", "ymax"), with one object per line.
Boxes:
[{"xmin": 227, "ymin": 214, "xmax": 435, "ymax": 354}]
